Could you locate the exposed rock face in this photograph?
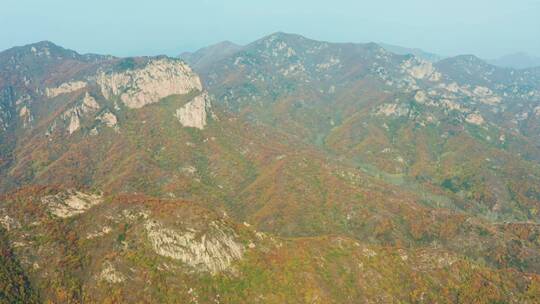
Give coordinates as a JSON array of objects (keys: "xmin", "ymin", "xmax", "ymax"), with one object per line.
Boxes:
[
  {"xmin": 0, "ymin": 215, "xmax": 20, "ymax": 231},
  {"xmin": 316, "ymin": 56, "xmax": 341, "ymax": 70},
  {"xmin": 473, "ymin": 86, "xmax": 502, "ymax": 105},
  {"xmin": 401, "ymin": 58, "xmax": 441, "ymax": 81},
  {"xmin": 0, "ymin": 105, "xmax": 9, "ymax": 132},
  {"xmin": 45, "ymin": 81, "xmax": 87, "ymax": 98},
  {"xmin": 175, "ymin": 93, "xmax": 209, "ymax": 129},
  {"xmin": 414, "ymin": 90, "xmax": 427, "ymax": 103},
  {"xmin": 99, "ymin": 262, "xmax": 126, "ymax": 284},
  {"xmin": 442, "ymin": 99, "xmax": 466, "ymax": 112},
  {"xmin": 41, "ymin": 190, "xmax": 103, "ymax": 218},
  {"xmin": 97, "ymin": 111, "xmax": 118, "ymax": 128},
  {"xmin": 466, "ymin": 113, "xmax": 485, "ymax": 125},
  {"xmin": 61, "ymin": 92, "xmax": 100, "ymax": 134},
  {"xmin": 86, "ymin": 226, "xmax": 112, "ymax": 239},
  {"xmin": 18, "ymin": 105, "xmax": 32, "ymax": 128},
  {"xmin": 144, "ymin": 219, "xmax": 244, "ymax": 274},
  {"xmin": 96, "ymin": 58, "xmax": 202, "ymax": 109},
  {"xmin": 81, "ymin": 92, "xmax": 100, "ymax": 110},
  {"xmin": 66, "ymin": 112, "xmax": 80, "ymax": 134},
  {"xmin": 376, "ymin": 103, "xmax": 409, "ymax": 117}
]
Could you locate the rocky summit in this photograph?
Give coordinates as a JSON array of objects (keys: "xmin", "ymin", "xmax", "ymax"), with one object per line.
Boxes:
[{"xmin": 1, "ymin": 34, "xmax": 540, "ymax": 303}]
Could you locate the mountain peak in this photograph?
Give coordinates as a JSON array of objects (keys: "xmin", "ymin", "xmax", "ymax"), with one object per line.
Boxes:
[
  {"xmin": 21, "ymin": 40, "xmax": 72, "ymax": 53},
  {"xmin": 450, "ymin": 54, "xmax": 486, "ymax": 64},
  {"xmin": 437, "ymin": 54, "xmax": 491, "ymax": 70},
  {"xmin": 214, "ymin": 40, "xmax": 241, "ymax": 48},
  {"xmin": 27, "ymin": 40, "xmax": 61, "ymax": 48},
  {"xmin": 257, "ymin": 32, "xmax": 312, "ymax": 44},
  {"xmin": 0, "ymin": 40, "xmax": 82, "ymax": 61},
  {"xmin": 179, "ymin": 40, "xmax": 243, "ymax": 71}
]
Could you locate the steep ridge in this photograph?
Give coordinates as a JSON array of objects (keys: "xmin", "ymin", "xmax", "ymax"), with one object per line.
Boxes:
[{"xmin": 0, "ymin": 43, "xmax": 212, "ymax": 191}]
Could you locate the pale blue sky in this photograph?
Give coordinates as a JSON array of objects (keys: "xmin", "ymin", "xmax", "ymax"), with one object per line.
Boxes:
[{"xmin": 2, "ymin": 0, "xmax": 539, "ymax": 59}]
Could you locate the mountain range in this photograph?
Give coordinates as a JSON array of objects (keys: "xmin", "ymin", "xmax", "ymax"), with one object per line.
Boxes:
[
  {"xmin": 182, "ymin": 38, "xmax": 540, "ymax": 69},
  {"xmin": 487, "ymin": 52, "xmax": 540, "ymax": 70},
  {"xmin": 1, "ymin": 33, "xmax": 540, "ymax": 303}
]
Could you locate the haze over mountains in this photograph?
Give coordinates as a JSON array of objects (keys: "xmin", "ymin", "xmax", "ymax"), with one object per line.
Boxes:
[
  {"xmin": 379, "ymin": 44, "xmax": 540, "ymax": 70},
  {"xmin": 181, "ymin": 35, "xmax": 540, "ymax": 70},
  {"xmin": 1, "ymin": 32, "xmax": 540, "ymax": 303},
  {"xmin": 487, "ymin": 52, "xmax": 540, "ymax": 70}
]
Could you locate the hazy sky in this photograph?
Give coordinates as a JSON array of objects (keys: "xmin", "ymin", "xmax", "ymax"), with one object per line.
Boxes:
[{"xmin": 2, "ymin": 0, "xmax": 539, "ymax": 59}]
